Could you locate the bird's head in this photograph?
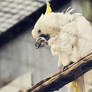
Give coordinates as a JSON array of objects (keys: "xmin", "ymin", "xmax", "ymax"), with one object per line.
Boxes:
[{"xmin": 32, "ymin": 2, "xmax": 60, "ymax": 48}]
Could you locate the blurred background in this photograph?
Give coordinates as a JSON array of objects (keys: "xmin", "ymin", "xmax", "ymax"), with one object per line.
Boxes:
[{"xmin": 0, "ymin": 0, "xmax": 92, "ymax": 92}]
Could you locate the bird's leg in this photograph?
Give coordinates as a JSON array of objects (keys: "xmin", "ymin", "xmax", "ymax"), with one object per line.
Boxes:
[
  {"xmin": 58, "ymin": 54, "xmax": 74, "ymax": 72},
  {"xmin": 58, "ymin": 64, "xmax": 63, "ymax": 72},
  {"xmin": 63, "ymin": 61, "xmax": 74, "ymax": 71},
  {"xmin": 58, "ymin": 55, "xmax": 63, "ymax": 72}
]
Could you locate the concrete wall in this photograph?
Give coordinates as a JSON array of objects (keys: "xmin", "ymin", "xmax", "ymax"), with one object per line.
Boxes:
[
  {"xmin": 0, "ymin": 27, "xmax": 67, "ymax": 91},
  {"xmin": 71, "ymin": 0, "xmax": 82, "ymax": 13}
]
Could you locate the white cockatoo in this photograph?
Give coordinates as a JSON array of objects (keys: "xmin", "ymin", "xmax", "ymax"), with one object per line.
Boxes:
[{"xmin": 32, "ymin": 2, "xmax": 92, "ymax": 92}]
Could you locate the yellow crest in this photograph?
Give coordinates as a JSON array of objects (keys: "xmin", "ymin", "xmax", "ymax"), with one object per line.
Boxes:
[{"xmin": 45, "ymin": 2, "xmax": 52, "ymax": 14}]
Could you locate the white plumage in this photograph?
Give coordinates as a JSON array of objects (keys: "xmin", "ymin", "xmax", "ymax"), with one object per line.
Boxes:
[{"xmin": 32, "ymin": 11, "xmax": 92, "ymax": 92}]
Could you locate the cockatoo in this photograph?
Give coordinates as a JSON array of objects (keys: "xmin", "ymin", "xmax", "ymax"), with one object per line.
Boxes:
[{"xmin": 32, "ymin": 2, "xmax": 92, "ymax": 92}]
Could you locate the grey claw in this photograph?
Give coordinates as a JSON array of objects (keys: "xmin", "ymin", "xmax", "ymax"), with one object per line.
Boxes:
[
  {"xmin": 63, "ymin": 65, "xmax": 68, "ymax": 71},
  {"xmin": 63, "ymin": 61, "xmax": 74, "ymax": 71}
]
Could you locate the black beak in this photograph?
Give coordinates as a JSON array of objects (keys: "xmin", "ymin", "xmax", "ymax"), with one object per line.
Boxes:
[{"xmin": 40, "ymin": 34, "xmax": 50, "ymax": 41}]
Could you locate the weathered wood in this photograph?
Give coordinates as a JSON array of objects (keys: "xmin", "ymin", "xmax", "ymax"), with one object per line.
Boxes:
[{"xmin": 25, "ymin": 52, "xmax": 92, "ymax": 92}]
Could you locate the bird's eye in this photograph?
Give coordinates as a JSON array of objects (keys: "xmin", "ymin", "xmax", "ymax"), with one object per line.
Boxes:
[{"xmin": 38, "ymin": 30, "xmax": 41, "ymax": 33}]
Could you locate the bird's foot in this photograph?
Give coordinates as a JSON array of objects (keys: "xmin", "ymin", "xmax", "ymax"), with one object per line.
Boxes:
[{"xmin": 63, "ymin": 61, "xmax": 74, "ymax": 71}]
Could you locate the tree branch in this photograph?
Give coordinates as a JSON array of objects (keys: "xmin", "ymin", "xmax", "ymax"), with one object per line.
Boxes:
[{"xmin": 24, "ymin": 52, "xmax": 92, "ymax": 92}]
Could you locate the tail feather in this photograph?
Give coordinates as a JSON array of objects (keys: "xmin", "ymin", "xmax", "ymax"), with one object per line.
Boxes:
[
  {"xmin": 72, "ymin": 81, "xmax": 79, "ymax": 92},
  {"xmin": 68, "ymin": 76, "xmax": 85, "ymax": 92}
]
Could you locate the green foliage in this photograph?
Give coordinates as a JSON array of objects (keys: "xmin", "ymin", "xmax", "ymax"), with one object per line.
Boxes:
[
  {"xmin": 88, "ymin": 89, "xmax": 92, "ymax": 92},
  {"xmin": 80, "ymin": 0, "xmax": 92, "ymax": 22}
]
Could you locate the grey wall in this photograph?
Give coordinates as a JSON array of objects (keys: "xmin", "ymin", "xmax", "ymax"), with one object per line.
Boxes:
[
  {"xmin": 71, "ymin": 0, "xmax": 82, "ymax": 13},
  {"xmin": 0, "ymin": 27, "xmax": 67, "ymax": 91}
]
